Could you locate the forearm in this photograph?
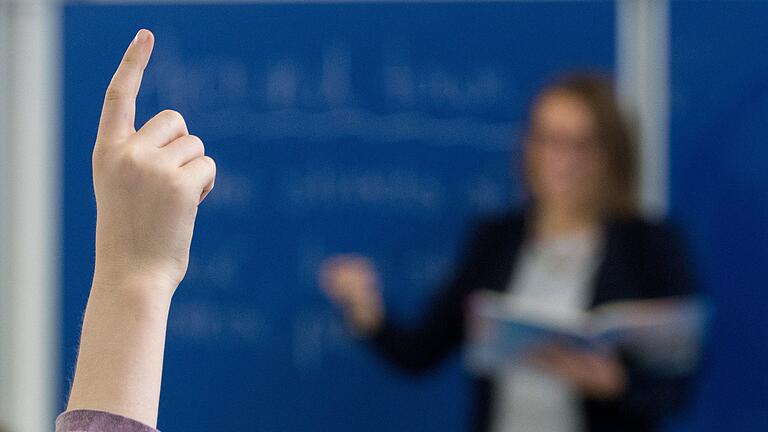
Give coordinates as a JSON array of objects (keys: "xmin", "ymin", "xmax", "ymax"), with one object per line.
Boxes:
[
  {"xmin": 369, "ymin": 313, "xmax": 463, "ymax": 373},
  {"xmin": 66, "ymin": 273, "xmax": 174, "ymax": 428},
  {"xmin": 61, "ymin": 27, "xmax": 214, "ymax": 430}
]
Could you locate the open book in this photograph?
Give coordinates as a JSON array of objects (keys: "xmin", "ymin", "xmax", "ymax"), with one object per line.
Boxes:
[{"xmin": 465, "ymin": 290, "xmax": 707, "ymax": 376}]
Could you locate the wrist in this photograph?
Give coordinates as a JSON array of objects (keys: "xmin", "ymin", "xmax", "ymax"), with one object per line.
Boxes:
[
  {"xmin": 91, "ymin": 268, "xmax": 176, "ymax": 311},
  {"xmin": 93, "ymin": 230, "xmax": 186, "ymax": 296},
  {"xmin": 348, "ymin": 303, "xmax": 384, "ymax": 336}
]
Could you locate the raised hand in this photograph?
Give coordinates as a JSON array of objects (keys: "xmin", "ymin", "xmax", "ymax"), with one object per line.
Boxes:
[
  {"xmin": 65, "ymin": 29, "xmax": 215, "ymax": 428},
  {"xmin": 92, "ymin": 28, "xmax": 215, "ymax": 294},
  {"xmin": 320, "ymin": 255, "xmax": 385, "ymax": 335}
]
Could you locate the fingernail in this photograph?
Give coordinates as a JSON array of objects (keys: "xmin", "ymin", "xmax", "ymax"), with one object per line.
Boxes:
[{"xmin": 134, "ymin": 29, "xmax": 150, "ymax": 45}]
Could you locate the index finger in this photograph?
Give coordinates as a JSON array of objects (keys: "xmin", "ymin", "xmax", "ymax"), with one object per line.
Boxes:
[{"xmin": 97, "ymin": 29, "xmax": 155, "ymax": 143}]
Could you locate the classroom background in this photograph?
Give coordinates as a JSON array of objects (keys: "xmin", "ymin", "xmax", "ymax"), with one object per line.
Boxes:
[{"xmin": 0, "ymin": 1, "xmax": 766, "ymax": 431}]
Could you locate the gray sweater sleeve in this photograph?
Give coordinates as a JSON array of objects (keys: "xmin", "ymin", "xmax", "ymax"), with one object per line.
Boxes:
[{"xmin": 55, "ymin": 410, "xmax": 159, "ymax": 432}]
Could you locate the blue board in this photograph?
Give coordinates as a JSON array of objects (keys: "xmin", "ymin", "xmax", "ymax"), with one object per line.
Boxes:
[
  {"xmin": 62, "ymin": 2, "xmax": 615, "ymax": 431},
  {"xmin": 669, "ymin": 1, "xmax": 768, "ymax": 431}
]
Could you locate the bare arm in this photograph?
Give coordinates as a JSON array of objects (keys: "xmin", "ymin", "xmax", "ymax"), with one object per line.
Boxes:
[{"xmin": 65, "ymin": 29, "xmax": 216, "ymax": 428}]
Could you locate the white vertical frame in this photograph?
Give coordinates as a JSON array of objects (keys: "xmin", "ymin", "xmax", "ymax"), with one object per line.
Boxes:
[
  {"xmin": 0, "ymin": 0, "xmax": 60, "ymax": 431},
  {"xmin": 617, "ymin": 0, "xmax": 670, "ymax": 218},
  {"xmin": 0, "ymin": 0, "xmax": 12, "ymax": 424}
]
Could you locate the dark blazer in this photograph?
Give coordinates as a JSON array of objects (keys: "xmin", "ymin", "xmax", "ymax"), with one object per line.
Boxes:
[{"xmin": 370, "ymin": 210, "xmax": 697, "ymax": 432}]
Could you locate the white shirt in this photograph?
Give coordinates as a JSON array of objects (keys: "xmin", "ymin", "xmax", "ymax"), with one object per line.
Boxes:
[{"xmin": 491, "ymin": 228, "xmax": 603, "ymax": 432}]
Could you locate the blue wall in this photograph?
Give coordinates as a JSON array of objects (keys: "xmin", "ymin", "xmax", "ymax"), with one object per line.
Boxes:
[{"xmin": 668, "ymin": 2, "xmax": 768, "ymax": 430}]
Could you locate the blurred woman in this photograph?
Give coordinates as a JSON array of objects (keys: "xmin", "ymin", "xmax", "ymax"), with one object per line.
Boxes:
[{"xmin": 320, "ymin": 74, "xmax": 696, "ymax": 432}]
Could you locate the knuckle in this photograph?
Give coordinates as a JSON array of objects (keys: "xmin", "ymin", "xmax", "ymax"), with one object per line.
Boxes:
[
  {"xmin": 111, "ymin": 145, "xmax": 148, "ymax": 179},
  {"xmin": 201, "ymin": 156, "xmax": 217, "ymax": 179},
  {"xmin": 104, "ymin": 85, "xmax": 128, "ymax": 102},
  {"xmin": 121, "ymin": 145, "xmax": 144, "ymax": 169},
  {"xmin": 167, "ymin": 171, "xmax": 190, "ymax": 196},
  {"xmin": 202, "ymin": 155, "xmax": 216, "ymax": 171},
  {"xmin": 159, "ymin": 109, "xmax": 186, "ymax": 129},
  {"xmin": 187, "ymin": 135, "xmax": 205, "ymax": 156}
]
